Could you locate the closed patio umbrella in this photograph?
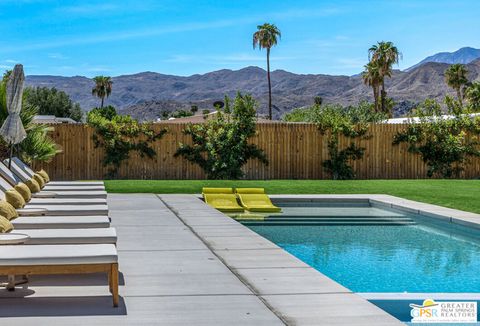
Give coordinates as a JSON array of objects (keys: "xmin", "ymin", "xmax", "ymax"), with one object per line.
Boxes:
[{"xmin": 0, "ymin": 64, "xmax": 27, "ymax": 168}]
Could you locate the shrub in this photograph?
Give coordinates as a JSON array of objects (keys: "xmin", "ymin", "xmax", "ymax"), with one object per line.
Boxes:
[
  {"xmin": 393, "ymin": 97, "xmax": 480, "ymax": 178},
  {"xmin": 284, "ymin": 102, "xmax": 385, "ymax": 179},
  {"xmin": 175, "ymin": 93, "xmax": 267, "ymax": 179},
  {"xmin": 87, "ymin": 108, "xmax": 167, "ymax": 178}
]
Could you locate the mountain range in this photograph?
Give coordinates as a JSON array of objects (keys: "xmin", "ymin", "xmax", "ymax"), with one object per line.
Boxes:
[{"xmin": 25, "ymin": 47, "xmax": 480, "ymax": 120}]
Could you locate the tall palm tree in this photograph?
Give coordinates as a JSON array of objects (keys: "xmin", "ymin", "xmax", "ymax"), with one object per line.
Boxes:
[
  {"xmin": 368, "ymin": 41, "xmax": 401, "ymax": 114},
  {"xmin": 92, "ymin": 76, "xmax": 113, "ymax": 108},
  {"xmin": 253, "ymin": 23, "xmax": 281, "ymax": 120},
  {"xmin": 362, "ymin": 62, "xmax": 382, "ymax": 112},
  {"xmin": 445, "ymin": 64, "xmax": 469, "ymax": 105}
]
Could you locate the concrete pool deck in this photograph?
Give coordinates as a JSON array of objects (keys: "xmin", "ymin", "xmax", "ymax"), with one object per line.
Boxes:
[{"xmin": 2, "ymin": 193, "xmax": 479, "ymax": 325}]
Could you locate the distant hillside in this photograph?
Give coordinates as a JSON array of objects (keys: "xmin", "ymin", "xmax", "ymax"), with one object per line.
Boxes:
[
  {"xmin": 25, "ymin": 54, "xmax": 480, "ymax": 121},
  {"xmin": 407, "ymin": 47, "xmax": 480, "ymax": 71}
]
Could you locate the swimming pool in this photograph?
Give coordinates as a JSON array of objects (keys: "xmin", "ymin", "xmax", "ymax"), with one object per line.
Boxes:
[{"xmin": 243, "ymin": 200, "xmax": 480, "ymax": 293}]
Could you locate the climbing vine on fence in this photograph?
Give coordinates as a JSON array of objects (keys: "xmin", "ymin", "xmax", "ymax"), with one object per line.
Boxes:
[
  {"xmin": 175, "ymin": 92, "xmax": 267, "ymax": 179},
  {"xmin": 87, "ymin": 106, "xmax": 167, "ymax": 178},
  {"xmin": 393, "ymin": 97, "xmax": 480, "ymax": 178}
]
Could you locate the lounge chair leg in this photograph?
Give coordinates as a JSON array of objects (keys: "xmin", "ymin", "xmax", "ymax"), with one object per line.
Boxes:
[
  {"xmin": 110, "ymin": 263, "xmax": 119, "ymax": 307},
  {"xmin": 7, "ymin": 275, "xmax": 15, "ymax": 291}
]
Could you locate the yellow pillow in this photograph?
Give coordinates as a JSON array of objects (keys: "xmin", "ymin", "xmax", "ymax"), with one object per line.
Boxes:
[
  {"xmin": 5, "ymin": 189, "xmax": 26, "ymax": 209},
  {"xmin": 0, "ymin": 200, "xmax": 18, "ymax": 220},
  {"xmin": 15, "ymin": 183, "xmax": 32, "ymax": 202},
  {"xmin": 33, "ymin": 174, "xmax": 45, "ymax": 189},
  {"xmin": 37, "ymin": 169, "xmax": 50, "ymax": 183},
  {"xmin": 26, "ymin": 178, "xmax": 41, "ymax": 193},
  {"xmin": 0, "ymin": 215, "xmax": 13, "ymax": 233}
]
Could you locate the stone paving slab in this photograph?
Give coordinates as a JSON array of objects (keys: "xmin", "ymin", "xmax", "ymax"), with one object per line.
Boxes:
[
  {"xmin": 262, "ymin": 293, "xmax": 402, "ymax": 326},
  {"xmin": 0, "ymin": 295, "xmax": 283, "ymax": 326},
  {"xmin": 202, "ymin": 235, "xmax": 280, "ymax": 250},
  {"xmin": 234, "ymin": 267, "xmax": 351, "ymax": 295},
  {"xmin": 215, "ymin": 248, "xmax": 311, "ymax": 269}
]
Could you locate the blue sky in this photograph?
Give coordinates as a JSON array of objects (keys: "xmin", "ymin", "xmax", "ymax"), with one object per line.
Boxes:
[{"xmin": 0, "ymin": 0, "xmax": 479, "ymax": 77}]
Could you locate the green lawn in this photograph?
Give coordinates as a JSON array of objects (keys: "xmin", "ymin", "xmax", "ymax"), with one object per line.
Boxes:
[{"xmin": 105, "ymin": 179, "xmax": 480, "ymax": 214}]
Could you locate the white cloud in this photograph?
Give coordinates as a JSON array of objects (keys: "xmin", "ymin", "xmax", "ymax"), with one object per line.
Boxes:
[
  {"xmin": 59, "ymin": 3, "xmax": 118, "ymax": 14},
  {"xmin": 333, "ymin": 57, "xmax": 366, "ymax": 69},
  {"xmin": 165, "ymin": 53, "xmax": 295, "ymax": 65},
  {"xmin": 48, "ymin": 53, "xmax": 68, "ymax": 60},
  {"xmin": 0, "ymin": 6, "xmax": 343, "ymax": 53}
]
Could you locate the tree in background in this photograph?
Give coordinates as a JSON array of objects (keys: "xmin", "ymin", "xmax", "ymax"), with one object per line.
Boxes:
[
  {"xmin": 175, "ymin": 93, "xmax": 267, "ymax": 179},
  {"xmin": 393, "ymin": 97, "xmax": 480, "ymax": 178},
  {"xmin": 253, "ymin": 23, "xmax": 281, "ymax": 120},
  {"xmin": 190, "ymin": 105, "xmax": 199, "ymax": 114},
  {"xmin": 445, "ymin": 64, "xmax": 469, "ymax": 105},
  {"xmin": 465, "ymin": 82, "xmax": 480, "ymax": 111},
  {"xmin": 368, "ymin": 41, "xmax": 401, "ymax": 115},
  {"xmin": 362, "ymin": 62, "xmax": 382, "ymax": 112},
  {"xmin": 92, "ymin": 76, "xmax": 113, "ymax": 108},
  {"xmin": 0, "ymin": 71, "xmax": 60, "ymax": 163},
  {"xmin": 314, "ymin": 96, "xmax": 323, "ymax": 106},
  {"xmin": 23, "ymin": 87, "xmax": 83, "ymax": 121}
]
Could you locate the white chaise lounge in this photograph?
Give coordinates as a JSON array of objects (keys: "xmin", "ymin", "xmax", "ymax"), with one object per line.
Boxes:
[
  {"xmin": 0, "ymin": 163, "xmax": 107, "ymax": 198},
  {"xmin": 11, "ymin": 157, "xmax": 104, "ymax": 188},
  {"xmin": 4, "ymin": 160, "xmax": 105, "ymax": 192},
  {"xmin": 0, "ymin": 243, "xmax": 119, "ymax": 307},
  {"xmin": 0, "ymin": 177, "xmax": 107, "ymax": 206},
  {"xmin": 12, "ymin": 215, "xmax": 111, "ymax": 229}
]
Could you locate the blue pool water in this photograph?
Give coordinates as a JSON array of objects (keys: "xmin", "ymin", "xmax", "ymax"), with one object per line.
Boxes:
[{"xmin": 246, "ymin": 204, "xmax": 480, "ymax": 293}]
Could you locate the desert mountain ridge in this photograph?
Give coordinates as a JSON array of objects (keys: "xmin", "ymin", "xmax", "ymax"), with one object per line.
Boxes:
[{"xmin": 25, "ymin": 48, "xmax": 480, "ymax": 120}]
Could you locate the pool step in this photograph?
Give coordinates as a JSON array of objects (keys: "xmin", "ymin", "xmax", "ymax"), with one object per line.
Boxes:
[{"xmin": 237, "ymin": 216, "xmax": 416, "ymax": 226}]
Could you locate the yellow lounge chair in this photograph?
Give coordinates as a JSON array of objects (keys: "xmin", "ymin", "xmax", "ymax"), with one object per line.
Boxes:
[
  {"xmin": 235, "ymin": 188, "xmax": 281, "ymax": 213},
  {"xmin": 202, "ymin": 188, "xmax": 244, "ymax": 213}
]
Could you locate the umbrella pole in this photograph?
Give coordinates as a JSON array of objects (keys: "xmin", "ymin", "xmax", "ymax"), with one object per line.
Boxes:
[{"xmin": 8, "ymin": 142, "xmax": 13, "ymax": 169}]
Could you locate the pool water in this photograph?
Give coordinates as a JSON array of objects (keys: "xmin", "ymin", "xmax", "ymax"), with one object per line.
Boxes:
[{"xmin": 246, "ymin": 203, "xmax": 480, "ymax": 293}]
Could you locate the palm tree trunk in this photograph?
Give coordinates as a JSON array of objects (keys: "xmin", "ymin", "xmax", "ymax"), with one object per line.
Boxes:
[
  {"xmin": 457, "ymin": 88, "xmax": 463, "ymax": 106},
  {"xmin": 381, "ymin": 80, "xmax": 386, "ymax": 113},
  {"xmin": 267, "ymin": 47, "xmax": 272, "ymax": 120},
  {"xmin": 373, "ymin": 86, "xmax": 378, "ymax": 112},
  {"xmin": 101, "ymin": 97, "xmax": 104, "ymax": 108}
]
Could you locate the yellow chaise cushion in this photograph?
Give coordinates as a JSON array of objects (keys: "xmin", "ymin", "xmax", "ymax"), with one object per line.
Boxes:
[
  {"xmin": 5, "ymin": 189, "xmax": 26, "ymax": 209},
  {"xmin": 26, "ymin": 178, "xmax": 41, "ymax": 193},
  {"xmin": 0, "ymin": 215, "xmax": 13, "ymax": 233},
  {"xmin": 202, "ymin": 188, "xmax": 234, "ymax": 194},
  {"xmin": 33, "ymin": 174, "xmax": 45, "ymax": 189},
  {"xmin": 15, "ymin": 183, "xmax": 32, "ymax": 202},
  {"xmin": 203, "ymin": 193, "xmax": 244, "ymax": 212},
  {"xmin": 235, "ymin": 188, "xmax": 265, "ymax": 194},
  {"xmin": 237, "ymin": 194, "xmax": 282, "ymax": 213},
  {"xmin": 0, "ymin": 200, "xmax": 18, "ymax": 220},
  {"xmin": 37, "ymin": 169, "xmax": 50, "ymax": 183}
]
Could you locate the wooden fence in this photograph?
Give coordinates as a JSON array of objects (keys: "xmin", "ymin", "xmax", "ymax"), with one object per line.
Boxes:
[{"xmin": 36, "ymin": 123, "xmax": 480, "ymax": 180}]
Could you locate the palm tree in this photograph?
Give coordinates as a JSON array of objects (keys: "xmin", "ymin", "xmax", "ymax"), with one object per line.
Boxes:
[
  {"xmin": 362, "ymin": 62, "xmax": 382, "ymax": 112},
  {"xmin": 465, "ymin": 81, "xmax": 480, "ymax": 111},
  {"xmin": 253, "ymin": 23, "xmax": 281, "ymax": 120},
  {"xmin": 92, "ymin": 76, "xmax": 113, "ymax": 108},
  {"xmin": 368, "ymin": 41, "xmax": 401, "ymax": 114},
  {"xmin": 445, "ymin": 64, "xmax": 469, "ymax": 105}
]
